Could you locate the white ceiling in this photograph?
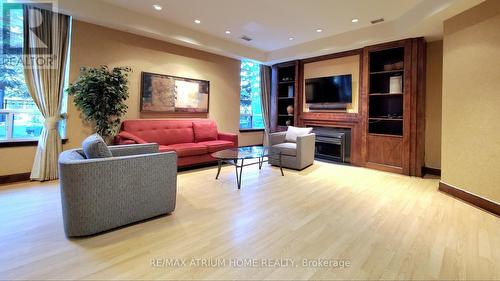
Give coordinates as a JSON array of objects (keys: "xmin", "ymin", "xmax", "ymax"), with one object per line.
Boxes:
[
  {"xmin": 58, "ymin": 0, "xmax": 484, "ymax": 64},
  {"xmin": 102, "ymin": 0, "xmax": 422, "ymax": 52}
]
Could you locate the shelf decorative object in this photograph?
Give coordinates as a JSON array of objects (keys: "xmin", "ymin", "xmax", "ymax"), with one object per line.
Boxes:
[
  {"xmin": 394, "ymin": 61, "xmax": 404, "ymax": 69},
  {"xmin": 287, "ymin": 105, "xmax": 294, "ymax": 115},
  {"xmin": 389, "ymin": 76, "xmax": 402, "ymax": 94}
]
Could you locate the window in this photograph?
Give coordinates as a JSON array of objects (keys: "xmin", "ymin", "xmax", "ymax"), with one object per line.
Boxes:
[
  {"xmin": 239, "ymin": 59, "xmax": 264, "ymax": 130},
  {"xmin": 0, "ymin": 4, "xmax": 69, "ymax": 142}
]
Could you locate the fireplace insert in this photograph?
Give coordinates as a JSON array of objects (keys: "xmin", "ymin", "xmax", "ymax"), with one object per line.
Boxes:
[{"xmin": 312, "ymin": 127, "xmax": 351, "ymax": 163}]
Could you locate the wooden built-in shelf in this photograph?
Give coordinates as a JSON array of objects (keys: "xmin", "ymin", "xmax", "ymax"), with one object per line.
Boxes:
[
  {"xmin": 369, "ymin": 117, "xmax": 403, "ymax": 121},
  {"xmin": 272, "ymin": 61, "xmax": 299, "ymax": 131},
  {"xmin": 369, "ymin": 93, "xmax": 403, "ymax": 96},
  {"xmin": 368, "ymin": 133, "xmax": 403, "ymax": 138},
  {"xmin": 370, "ymin": 69, "xmax": 404, "ymax": 75}
]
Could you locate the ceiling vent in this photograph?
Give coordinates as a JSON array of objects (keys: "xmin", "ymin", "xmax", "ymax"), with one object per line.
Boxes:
[
  {"xmin": 371, "ymin": 18, "xmax": 385, "ymax": 24},
  {"xmin": 240, "ymin": 35, "xmax": 253, "ymax": 42}
]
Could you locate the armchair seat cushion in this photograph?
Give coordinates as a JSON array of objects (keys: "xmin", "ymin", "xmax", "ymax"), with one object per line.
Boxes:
[
  {"xmin": 162, "ymin": 143, "xmax": 208, "ymax": 157},
  {"xmin": 271, "ymin": 142, "xmax": 297, "ymax": 157},
  {"xmin": 197, "ymin": 140, "xmax": 235, "ymax": 153}
]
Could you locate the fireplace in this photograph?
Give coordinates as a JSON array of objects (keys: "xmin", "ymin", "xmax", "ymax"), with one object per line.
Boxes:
[{"xmin": 312, "ymin": 127, "xmax": 351, "ymax": 163}]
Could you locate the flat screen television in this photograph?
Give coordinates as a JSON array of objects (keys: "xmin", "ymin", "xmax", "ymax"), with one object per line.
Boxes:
[{"xmin": 305, "ymin": 74, "xmax": 352, "ymax": 104}]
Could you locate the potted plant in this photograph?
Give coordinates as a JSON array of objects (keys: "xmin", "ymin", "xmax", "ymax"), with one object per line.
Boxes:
[{"xmin": 67, "ymin": 66, "xmax": 132, "ymax": 143}]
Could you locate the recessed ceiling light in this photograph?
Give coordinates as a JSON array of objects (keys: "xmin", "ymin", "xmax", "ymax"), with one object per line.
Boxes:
[
  {"xmin": 351, "ymin": 18, "xmax": 359, "ymax": 23},
  {"xmin": 194, "ymin": 19, "xmax": 201, "ymax": 24},
  {"xmin": 225, "ymin": 30, "xmax": 231, "ymax": 34},
  {"xmin": 289, "ymin": 37, "xmax": 294, "ymax": 41},
  {"xmin": 316, "ymin": 29, "xmax": 323, "ymax": 33},
  {"xmin": 153, "ymin": 4, "xmax": 162, "ymax": 10}
]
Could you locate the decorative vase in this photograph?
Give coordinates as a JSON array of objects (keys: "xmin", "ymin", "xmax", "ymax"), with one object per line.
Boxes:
[{"xmin": 286, "ymin": 105, "xmax": 294, "ymax": 115}]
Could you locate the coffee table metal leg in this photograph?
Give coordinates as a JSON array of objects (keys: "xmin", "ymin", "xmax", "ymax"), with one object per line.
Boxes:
[
  {"xmin": 215, "ymin": 160, "xmax": 222, "ymax": 179},
  {"xmin": 279, "ymin": 152, "xmax": 284, "ymax": 176},
  {"xmin": 235, "ymin": 158, "xmax": 244, "ymax": 189},
  {"xmin": 258, "ymin": 157, "xmax": 263, "ymax": 170},
  {"xmin": 233, "ymin": 159, "xmax": 238, "ymax": 186}
]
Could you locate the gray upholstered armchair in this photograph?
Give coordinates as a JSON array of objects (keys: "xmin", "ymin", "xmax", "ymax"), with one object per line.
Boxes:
[
  {"xmin": 269, "ymin": 127, "xmax": 316, "ymax": 170},
  {"xmin": 58, "ymin": 143, "xmax": 177, "ymax": 237}
]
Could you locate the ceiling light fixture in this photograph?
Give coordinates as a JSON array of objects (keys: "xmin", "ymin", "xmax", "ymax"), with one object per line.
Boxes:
[
  {"xmin": 316, "ymin": 29, "xmax": 323, "ymax": 33},
  {"xmin": 194, "ymin": 19, "xmax": 201, "ymax": 24},
  {"xmin": 153, "ymin": 4, "xmax": 162, "ymax": 10},
  {"xmin": 289, "ymin": 37, "xmax": 294, "ymax": 41},
  {"xmin": 225, "ymin": 30, "xmax": 231, "ymax": 34},
  {"xmin": 351, "ymin": 18, "xmax": 359, "ymax": 23}
]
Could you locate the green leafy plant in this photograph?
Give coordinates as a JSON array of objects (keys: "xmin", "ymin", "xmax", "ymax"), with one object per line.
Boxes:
[{"xmin": 67, "ymin": 66, "xmax": 132, "ymax": 140}]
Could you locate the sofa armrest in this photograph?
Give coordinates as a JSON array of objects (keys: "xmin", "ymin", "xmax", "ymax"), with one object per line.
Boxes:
[
  {"xmin": 108, "ymin": 143, "xmax": 159, "ymax": 157},
  {"xmin": 270, "ymin": 132, "xmax": 286, "ymax": 145},
  {"xmin": 119, "ymin": 139, "xmax": 136, "ymax": 145},
  {"xmin": 218, "ymin": 132, "xmax": 238, "ymax": 147},
  {"xmin": 296, "ymin": 133, "xmax": 316, "ymax": 165},
  {"xmin": 115, "ymin": 131, "xmax": 148, "ymax": 144}
]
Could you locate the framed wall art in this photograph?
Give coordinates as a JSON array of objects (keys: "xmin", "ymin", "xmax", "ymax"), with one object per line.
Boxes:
[{"xmin": 140, "ymin": 72, "xmax": 209, "ymax": 113}]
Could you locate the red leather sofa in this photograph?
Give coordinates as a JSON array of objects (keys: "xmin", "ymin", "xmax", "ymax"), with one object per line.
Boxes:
[{"xmin": 115, "ymin": 119, "xmax": 238, "ymax": 167}]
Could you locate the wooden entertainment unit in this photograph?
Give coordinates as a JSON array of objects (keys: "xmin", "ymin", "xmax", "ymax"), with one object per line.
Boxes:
[{"xmin": 270, "ymin": 38, "xmax": 426, "ymax": 176}]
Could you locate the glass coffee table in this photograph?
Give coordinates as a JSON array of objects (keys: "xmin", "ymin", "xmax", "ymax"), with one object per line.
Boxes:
[{"xmin": 211, "ymin": 146, "xmax": 283, "ymax": 189}]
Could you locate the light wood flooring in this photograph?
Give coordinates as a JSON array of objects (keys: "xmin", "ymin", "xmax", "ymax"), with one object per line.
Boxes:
[{"xmin": 0, "ymin": 161, "xmax": 499, "ymax": 280}]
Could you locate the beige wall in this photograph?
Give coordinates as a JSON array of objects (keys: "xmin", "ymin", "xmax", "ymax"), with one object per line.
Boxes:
[
  {"xmin": 424, "ymin": 41, "xmax": 443, "ymax": 169},
  {"xmin": 0, "ymin": 20, "xmax": 262, "ymax": 176},
  {"xmin": 0, "ymin": 147, "xmax": 36, "ymax": 176},
  {"xmin": 441, "ymin": 0, "xmax": 500, "ymax": 202},
  {"xmin": 303, "ymin": 55, "xmax": 360, "ymax": 113}
]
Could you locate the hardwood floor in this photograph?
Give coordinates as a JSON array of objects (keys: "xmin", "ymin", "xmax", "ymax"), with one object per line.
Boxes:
[{"xmin": 0, "ymin": 161, "xmax": 499, "ymax": 280}]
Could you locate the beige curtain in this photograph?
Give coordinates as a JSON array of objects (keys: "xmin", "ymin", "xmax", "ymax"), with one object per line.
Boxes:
[
  {"xmin": 23, "ymin": 6, "xmax": 70, "ymax": 181},
  {"xmin": 260, "ymin": 65, "xmax": 271, "ymax": 146}
]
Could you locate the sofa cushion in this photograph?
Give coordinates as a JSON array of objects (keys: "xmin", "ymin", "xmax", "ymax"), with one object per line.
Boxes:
[
  {"xmin": 271, "ymin": 142, "xmax": 297, "ymax": 157},
  {"xmin": 162, "ymin": 143, "xmax": 208, "ymax": 157},
  {"xmin": 197, "ymin": 140, "xmax": 235, "ymax": 153},
  {"xmin": 121, "ymin": 120, "xmax": 194, "ymax": 145},
  {"xmin": 193, "ymin": 121, "xmax": 218, "ymax": 142},
  {"xmin": 159, "ymin": 145, "xmax": 175, "ymax": 153},
  {"xmin": 81, "ymin": 134, "xmax": 112, "ymax": 159},
  {"xmin": 285, "ymin": 126, "xmax": 313, "ymax": 143}
]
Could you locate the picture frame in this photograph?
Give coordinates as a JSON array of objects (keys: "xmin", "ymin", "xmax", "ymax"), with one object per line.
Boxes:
[{"xmin": 140, "ymin": 72, "xmax": 210, "ymax": 113}]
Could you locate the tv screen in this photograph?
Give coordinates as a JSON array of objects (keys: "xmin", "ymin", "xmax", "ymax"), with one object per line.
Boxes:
[{"xmin": 305, "ymin": 74, "xmax": 352, "ymax": 104}]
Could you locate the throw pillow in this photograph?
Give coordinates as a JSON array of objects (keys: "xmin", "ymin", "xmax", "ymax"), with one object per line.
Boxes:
[
  {"xmin": 285, "ymin": 126, "xmax": 313, "ymax": 143},
  {"xmin": 193, "ymin": 121, "xmax": 218, "ymax": 142},
  {"xmin": 82, "ymin": 133, "xmax": 113, "ymax": 159}
]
